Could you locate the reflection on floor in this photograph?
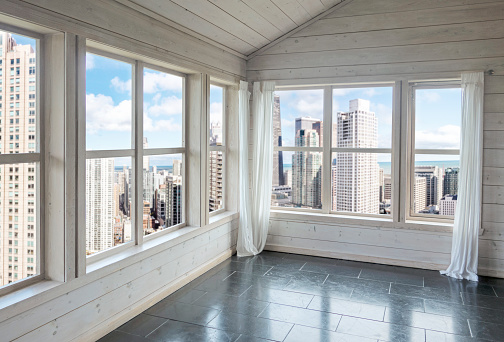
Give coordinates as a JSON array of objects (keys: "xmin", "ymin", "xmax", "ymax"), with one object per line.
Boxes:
[{"xmin": 99, "ymin": 251, "xmax": 504, "ymax": 341}]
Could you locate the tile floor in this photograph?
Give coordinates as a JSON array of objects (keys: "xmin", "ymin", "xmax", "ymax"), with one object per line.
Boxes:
[{"xmin": 98, "ymin": 251, "xmax": 504, "ymax": 341}]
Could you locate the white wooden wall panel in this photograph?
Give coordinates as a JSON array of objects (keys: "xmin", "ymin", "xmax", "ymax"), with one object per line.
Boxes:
[
  {"xmin": 16, "ymin": 0, "xmax": 245, "ymax": 78},
  {"xmin": 2, "ymin": 220, "xmax": 237, "ymax": 342},
  {"xmin": 249, "ymin": 0, "xmax": 504, "ymax": 277}
]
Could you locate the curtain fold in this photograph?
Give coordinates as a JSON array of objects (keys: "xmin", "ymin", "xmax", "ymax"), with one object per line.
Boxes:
[
  {"xmin": 237, "ymin": 81, "xmax": 275, "ymax": 257},
  {"xmin": 441, "ymin": 72, "xmax": 484, "ymax": 281}
]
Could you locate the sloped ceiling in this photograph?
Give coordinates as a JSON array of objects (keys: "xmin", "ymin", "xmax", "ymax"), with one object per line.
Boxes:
[{"xmin": 115, "ymin": 0, "xmax": 346, "ymax": 58}]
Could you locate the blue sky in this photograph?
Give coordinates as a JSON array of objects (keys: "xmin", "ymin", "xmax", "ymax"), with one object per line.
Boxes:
[
  {"xmin": 275, "ymin": 86, "xmax": 461, "ymax": 163},
  {"xmin": 86, "ymin": 53, "xmax": 224, "ymax": 167}
]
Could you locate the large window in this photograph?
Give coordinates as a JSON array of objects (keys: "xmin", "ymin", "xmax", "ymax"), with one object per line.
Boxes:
[
  {"xmin": 272, "ymin": 80, "xmax": 462, "ymax": 224},
  {"xmin": 271, "ymin": 86, "xmax": 394, "ymax": 216},
  {"xmin": 209, "ymin": 84, "xmax": 225, "ymax": 214},
  {"xmin": 85, "ymin": 50, "xmax": 186, "ymax": 257},
  {"xmin": 409, "ymin": 83, "xmax": 461, "ymax": 219},
  {"xmin": 0, "ymin": 30, "xmax": 41, "ymax": 287}
]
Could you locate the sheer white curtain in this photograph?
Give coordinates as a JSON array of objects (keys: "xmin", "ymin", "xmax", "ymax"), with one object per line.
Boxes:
[
  {"xmin": 237, "ymin": 81, "xmax": 275, "ymax": 257},
  {"xmin": 441, "ymin": 72, "xmax": 484, "ymax": 281}
]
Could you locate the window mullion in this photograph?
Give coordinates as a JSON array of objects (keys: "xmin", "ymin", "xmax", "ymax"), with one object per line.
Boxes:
[
  {"xmin": 400, "ymin": 80, "xmax": 411, "ymax": 223},
  {"xmin": 392, "ymin": 80, "xmax": 402, "ymax": 224},
  {"xmin": 321, "ymin": 86, "xmax": 332, "ymax": 214},
  {"xmin": 133, "ymin": 61, "xmax": 144, "ymax": 246}
]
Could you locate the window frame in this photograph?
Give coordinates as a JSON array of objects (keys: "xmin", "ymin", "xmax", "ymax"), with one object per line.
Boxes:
[
  {"xmin": 208, "ymin": 81, "xmax": 226, "ymax": 217},
  {"xmin": 272, "ymin": 83, "xmax": 397, "ymax": 220},
  {"xmin": 0, "ymin": 25, "xmax": 44, "ymax": 296},
  {"xmin": 82, "ymin": 47, "xmax": 188, "ymax": 265},
  {"xmin": 406, "ymin": 80, "xmax": 461, "ymax": 223}
]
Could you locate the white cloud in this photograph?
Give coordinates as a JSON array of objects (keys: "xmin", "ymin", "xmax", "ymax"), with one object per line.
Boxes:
[
  {"xmin": 209, "ymin": 102, "xmax": 223, "ymax": 124},
  {"xmin": 332, "ymin": 89, "xmax": 354, "ymax": 96},
  {"xmin": 417, "ymin": 91, "xmax": 441, "ymax": 103},
  {"xmin": 281, "ymin": 118, "xmax": 294, "ymax": 128},
  {"xmin": 364, "ymin": 88, "xmax": 378, "ymax": 97},
  {"xmin": 110, "ymin": 77, "xmax": 132, "ymax": 94},
  {"xmin": 416, "ymin": 125, "xmax": 460, "ymax": 149},
  {"xmin": 372, "ymin": 103, "xmax": 393, "ymax": 125},
  {"xmin": 144, "ymin": 71, "xmax": 182, "ymax": 93},
  {"xmin": 86, "ymin": 94, "xmax": 132, "ymax": 133},
  {"xmin": 143, "ymin": 114, "xmax": 181, "ymax": 132},
  {"xmin": 86, "ymin": 54, "xmax": 95, "ymax": 70},
  {"xmin": 146, "ymin": 95, "xmax": 182, "ymax": 117}
]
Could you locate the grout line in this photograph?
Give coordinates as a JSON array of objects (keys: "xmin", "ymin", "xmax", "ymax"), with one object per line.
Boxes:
[
  {"xmin": 283, "ymin": 323, "xmax": 296, "ymax": 341},
  {"xmin": 388, "ymin": 282, "xmax": 392, "ymax": 294},
  {"xmin": 306, "ymin": 295, "xmax": 316, "ymax": 308},
  {"xmin": 145, "ymin": 319, "xmax": 170, "ymax": 339},
  {"xmin": 222, "ymin": 271, "xmax": 236, "ymax": 281},
  {"xmin": 256, "ymin": 302, "xmax": 270, "ymax": 317},
  {"xmin": 322, "ymin": 274, "xmax": 329, "ymax": 285},
  {"xmin": 357, "ymin": 269, "xmax": 363, "ymax": 279},
  {"xmin": 299, "ymin": 262, "xmax": 307, "ymax": 271},
  {"xmin": 467, "ymin": 318, "xmax": 473, "ymax": 337},
  {"xmin": 492, "ymin": 286, "xmax": 498, "ymax": 297},
  {"xmin": 460, "ymin": 292, "xmax": 465, "ymax": 305}
]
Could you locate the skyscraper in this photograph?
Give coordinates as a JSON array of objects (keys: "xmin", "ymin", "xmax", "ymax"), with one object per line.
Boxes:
[
  {"xmin": 443, "ymin": 167, "xmax": 459, "ymax": 196},
  {"xmin": 272, "ymin": 95, "xmax": 284, "ymax": 186},
  {"xmin": 413, "ymin": 176, "xmax": 427, "ymax": 213},
  {"xmin": 86, "ymin": 158, "xmax": 115, "ymax": 254},
  {"xmin": 0, "ymin": 32, "xmax": 38, "ymax": 285},
  {"xmin": 440, "ymin": 195, "xmax": 457, "ymax": 216},
  {"xmin": 209, "ymin": 121, "xmax": 223, "ymax": 212},
  {"xmin": 415, "ymin": 166, "xmax": 443, "ymax": 206},
  {"xmin": 292, "ymin": 118, "xmax": 322, "ymax": 208},
  {"xmin": 335, "ymin": 99, "xmax": 379, "ymax": 214}
]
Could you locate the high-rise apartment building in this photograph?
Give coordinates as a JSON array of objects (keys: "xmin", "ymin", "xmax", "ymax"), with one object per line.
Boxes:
[
  {"xmin": 415, "ymin": 166, "xmax": 443, "ymax": 206},
  {"xmin": 440, "ymin": 195, "xmax": 458, "ymax": 216},
  {"xmin": 444, "ymin": 167, "xmax": 459, "ymax": 196},
  {"xmin": 413, "ymin": 176, "xmax": 427, "ymax": 213},
  {"xmin": 272, "ymin": 95, "xmax": 284, "ymax": 186},
  {"xmin": 86, "ymin": 158, "xmax": 115, "ymax": 254},
  {"xmin": 292, "ymin": 120, "xmax": 322, "ymax": 208},
  {"xmin": 335, "ymin": 99, "xmax": 379, "ymax": 214},
  {"xmin": 0, "ymin": 32, "xmax": 38, "ymax": 285},
  {"xmin": 209, "ymin": 121, "xmax": 223, "ymax": 212}
]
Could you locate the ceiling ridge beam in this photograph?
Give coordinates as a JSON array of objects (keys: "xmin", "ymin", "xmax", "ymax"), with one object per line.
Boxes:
[{"xmin": 246, "ymin": 0, "xmax": 356, "ymax": 60}]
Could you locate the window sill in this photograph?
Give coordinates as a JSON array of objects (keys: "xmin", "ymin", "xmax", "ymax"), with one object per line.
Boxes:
[
  {"xmin": 270, "ymin": 209, "xmax": 453, "ymax": 234},
  {"xmin": 87, "ymin": 210, "xmax": 238, "ymax": 274}
]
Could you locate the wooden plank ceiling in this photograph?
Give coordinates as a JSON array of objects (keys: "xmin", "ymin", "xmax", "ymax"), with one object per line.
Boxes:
[{"xmin": 115, "ymin": 0, "xmax": 344, "ymax": 57}]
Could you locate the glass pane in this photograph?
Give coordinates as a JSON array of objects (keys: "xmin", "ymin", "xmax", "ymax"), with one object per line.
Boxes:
[
  {"xmin": 209, "ymin": 150, "xmax": 224, "ymax": 212},
  {"xmin": 331, "ymin": 152, "xmax": 390, "ymax": 215},
  {"xmin": 332, "ymin": 87, "xmax": 393, "ymax": 148},
  {"xmin": 415, "ymin": 88, "xmax": 462, "ymax": 149},
  {"xmin": 86, "ymin": 53, "xmax": 132, "ymax": 150},
  {"xmin": 86, "ymin": 157, "xmax": 132, "ymax": 255},
  {"xmin": 272, "ymin": 150, "xmax": 323, "ymax": 210},
  {"xmin": 0, "ymin": 162, "xmax": 39, "ymax": 286},
  {"xmin": 209, "ymin": 85, "xmax": 223, "ymax": 147},
  {"xmin": 273, "ymin": 89, "xmax": 324, "ymax": 148},
  {"xmin": 143, "ymin": 154, "xmax": 183, "ymax": 236},
  {"xmin": 0, "ymin": 31, "xmax": 39, "ymax": 287},
  {"xmin": 143, "ymin": 68, "xmax": 183, "ymax": 149},
  {"xmin": 413, "ymin": 154, "xmax": 459, "ymax": 216}
]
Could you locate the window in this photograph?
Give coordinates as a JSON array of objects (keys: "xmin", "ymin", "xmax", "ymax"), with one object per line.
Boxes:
[
  {"xmin": 142, "ymin": 66, "xmax": 184, "ymax": 236},
  {"xmin": 271, "ymin": 88, "xmax": 324, "ymax": 210},
  {"xmin": 409, "ymin": 83, "xmax": 461, "ymax": 218},
  {"xmin": 0, "ymin": 30, "xmax": 40, "ymax": 289},
  {"xmin": 209, "ymin": 84, "xmax": 225, "ymax": 213},
  {"xmin": 85, "ymin": 50, "xmax": 186, "ymax": 256},
  {"xmin": 85, "ymin": 53, "xmax": 133, "ymax": 255}
]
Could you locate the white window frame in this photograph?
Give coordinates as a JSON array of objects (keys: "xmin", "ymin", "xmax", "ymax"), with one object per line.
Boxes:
[
  {"xmin": 0, "ymin": 25, "xmax": 44, "ymax": 296},
  {"xmin": 272, "ymin": 83, "xmax": 397, "ymax": 220},
  {"xmin": 208, "ymin": 81, "xmax": 226, "ymax": 217},
  {"xmin": 82, "ymin": 46, "xmax": 187, "ymax": 265},
  {"xmin": 406, "ymin": 80, "xmax": 461, "ymax": 223}
]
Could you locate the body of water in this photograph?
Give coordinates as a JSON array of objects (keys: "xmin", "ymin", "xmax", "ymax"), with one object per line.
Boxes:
[{"xmin": 283, "ymin": 161, "xmax": 459, "ymax": 175}]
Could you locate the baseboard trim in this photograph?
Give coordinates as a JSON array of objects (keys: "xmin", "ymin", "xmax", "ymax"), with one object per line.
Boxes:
[
  {"xmin": 75, "ymin": 247, "xmax": 235, "ymax": 342},
  {"xmin": 264, "ymin": 244, "xmax": 448, "ymax": 271}
]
